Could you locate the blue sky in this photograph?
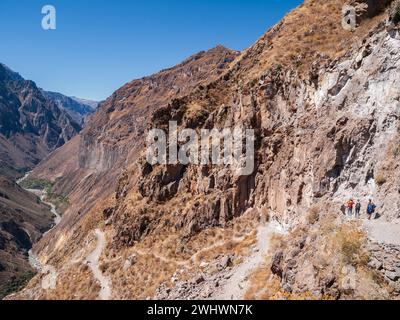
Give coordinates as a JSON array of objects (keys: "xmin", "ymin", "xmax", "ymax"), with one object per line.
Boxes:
[{"xmin": 0, "ymin": 0, "xmax": 303, "ymax": 101}]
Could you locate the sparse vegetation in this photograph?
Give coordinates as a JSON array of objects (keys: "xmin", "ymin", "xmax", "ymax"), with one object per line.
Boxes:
[
  {"xmin": 245, "ymin": 205, "xmax": 390, "ymax": 300},
  {"xmin": 20, "ymin": 178, "xmax": 69, "ymax": 212},
  {"xmin": 20, "ymin": 178, "xmax": 53, "ymax": 191},
  {"xmin": 336, "ymin": 224, "xmax": 368, "ymax": 266},
  {"xmin": 307, "ymin": 204, "xmax": 321, "ymax": 225},
  {"xmin": 0, "ymin": 271, "xmax": 36, "ymax": 300},
  {"xmin": 375, "ymin": 174, "xmax": 387, "ymax": 186}
]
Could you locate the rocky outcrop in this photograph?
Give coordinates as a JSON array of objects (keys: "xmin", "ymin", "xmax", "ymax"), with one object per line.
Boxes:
[
  {"xmin": 14, "ymin": 0, "xmax": 400, "ymax": 300},
  {"xmin": 0, "ymin": 176, "xmax": 53, "ymax": 298},
  {"xmin": 0, "ymin": 63, "xmax": 81, "ymax": 179},
  {"xmin": 368, "ymin": 242, "xmax": 400, "ymax": 294},
  {"xmin": 42, "ymin": 91, "xmax": 96, "ymax": 125},
  {"xmin": 28, "ymin": 45, "xmax": 240, "ymax": 245},
  {"xmin": 108, "ymin": 1, "xmax": 400, "ymax": 242}
]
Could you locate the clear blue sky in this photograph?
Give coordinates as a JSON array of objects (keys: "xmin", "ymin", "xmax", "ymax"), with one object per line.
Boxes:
[{"xmin": 0, "ymin": 0, "xmax": 303, "ymax": 101}]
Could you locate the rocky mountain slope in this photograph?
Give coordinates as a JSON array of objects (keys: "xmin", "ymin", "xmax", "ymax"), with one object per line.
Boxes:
[
  {"xmin": 70, "ymin": 97, "xmax": 99, "ymax": 111},
  {"xmin": 27, "ymin": 45, "xmax": 240, "ymax": 232},
  {"xmin": 0, "ymin": 176, "xmax": 53, "ymax": 299},
  {"xmin": 10, "ymin": 0, "xmax": 400, "ymax": 300},
  {"xmin": 0, "ymin": 64, "xmax": 88, "ymax": 298},
  {"xmin": 41, "ymin": 91, "xmax": 97, "ymax": 126},
  {"xmin": 0, "ymin": 63, "xmax": 82, "ymax": 179}
]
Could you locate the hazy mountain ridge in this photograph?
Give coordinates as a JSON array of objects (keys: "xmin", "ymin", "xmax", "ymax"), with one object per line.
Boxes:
[
  {"xmin": 42, "ymin": 91, "xmax": 97, "ymax": 125},
  {"xmin": 0, "ymin": 63, "xmax": 82, "ymax": 179}
]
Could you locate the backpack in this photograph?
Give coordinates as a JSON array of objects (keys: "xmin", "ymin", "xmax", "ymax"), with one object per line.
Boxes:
[{"xmin": 368, "ymin": 203, "xmax": 376, "ymax": 213}]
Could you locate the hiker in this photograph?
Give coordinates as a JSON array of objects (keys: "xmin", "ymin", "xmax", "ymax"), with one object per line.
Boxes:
[
  {"xmin": 355, "ymin": 200, "xmax": 361, "ymax": 219},
  {"xmin": 367, "ymin": 200, "xmax": 377, "ymax": 220},
  {"xmin": 346, "ymin": 199, "xmax": 355, "ymax": 217}
]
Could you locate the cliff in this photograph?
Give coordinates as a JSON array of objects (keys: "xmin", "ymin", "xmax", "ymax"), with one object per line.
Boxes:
[{"xmin": 13, "ymin": 0, "xmax": 400, "ymax": 300}]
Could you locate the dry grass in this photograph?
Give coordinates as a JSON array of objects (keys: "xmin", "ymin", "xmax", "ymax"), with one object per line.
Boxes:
[
  {"xmin": 237, "ymin": 0, "xmax": 385, "ymax": 81},
  {"xmin": 375, "ymin": 173, "xmax": 387, "ymax": 186},
  {"xmin": 336, "ymin": 224, "xmax": 369, "ymax": 266},
  {"xmin": 307, "ymin": 204, "xmax": 321, "ymax": 225},
  {"xmin": 101, "ymin": 205, "xmax": 261, "ymax": 299},
  {"xmin": 244, "ymin": 206, "xmax": 391, "ymax": 300}
]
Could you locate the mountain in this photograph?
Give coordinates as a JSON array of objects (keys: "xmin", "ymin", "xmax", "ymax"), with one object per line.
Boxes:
[
  {"xmin": 0, "ymin": 63, "xmax": 84, "ymax": 297},
  {"xmin": 27, "ymin": 44, "xmax": 240, "ymax": 228},
  {"xmin": 41, "ymin": 91, "xmax": 97, "ymax": 126},
  {"xmin": 10, "ymin": 0, "xmax": 400, "ymax": 300},
  {"xmin": 0, "ymin": 176, "xmax": 53, "ymax": 299},
  {"xmin": 70, "ymin": 97, "xmax": 99, "ymax": 111},
  {"xmin": 0, "ymin": 63, "xmax": 82, "ymax": 179}
]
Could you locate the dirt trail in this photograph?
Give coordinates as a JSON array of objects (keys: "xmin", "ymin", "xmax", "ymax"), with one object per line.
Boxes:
[
  {"xmin": 133, "ymin": 235, "xmax": 246, "ymax": 268},
  {"xmin": 86, "ymin": 229, "xmax": 112, "ymax": 300},
  {"xmin": 212, "ymin": 221, "xmax": 284, "ymax": 300},
  {"xmin": 363, "ymin": 219, "xmax": 400, "ymax": 246}
]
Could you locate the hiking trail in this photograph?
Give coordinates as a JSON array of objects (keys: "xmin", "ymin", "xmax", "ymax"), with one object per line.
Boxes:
[{"xmin": 86, "ymin": 229, "xmax": 112, "ymax": 300}]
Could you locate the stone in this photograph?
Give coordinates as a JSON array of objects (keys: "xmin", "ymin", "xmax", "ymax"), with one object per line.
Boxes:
[
  {"xmin": 271, "ymin": 251, "xmax": 284, "ymax": 277},
  {"xmin": 282, "ymin": 283, "xmax": 293, "ymax": 293},
  {"xmin": 386, "ymin": 270, "xmax": 400, "ymax": 282},
  {"xmin": 368, "ymin": 258, "xmax": 383, "ymax": 270},
  {"xmin": 220, "ymin": 255, "xmax": 234, "ymax": 269},
  {"xmin": 194, "ymin": 275, "xmax": 205, "ymax": 284}
]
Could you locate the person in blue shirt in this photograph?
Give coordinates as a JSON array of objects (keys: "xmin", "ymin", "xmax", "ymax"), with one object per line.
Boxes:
[{"xmin": 367, "ymin": 200, "xmax": 377, "ymax": 220}]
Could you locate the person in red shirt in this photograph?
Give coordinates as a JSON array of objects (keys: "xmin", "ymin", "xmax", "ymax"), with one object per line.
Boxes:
[{"xmin": 346, "ymin": 199, "xmax": 355, "ymax": 217}]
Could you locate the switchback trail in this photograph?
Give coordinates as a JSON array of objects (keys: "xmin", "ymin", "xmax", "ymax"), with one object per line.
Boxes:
[
  {"xmin": 212, "ymin": 221, "xmax": 284, "ymax": 300},
  {"xmin": 86, "ymin": 229, "xmax": 112, "ymax": 300}
]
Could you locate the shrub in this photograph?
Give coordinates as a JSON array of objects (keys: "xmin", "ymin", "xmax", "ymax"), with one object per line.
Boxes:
[
  {"xmin": 0, "ymin": 271, "xmax": 36, "ymax": 299},
  {"xmin": 337, "ymin": 225, "xmax": 368, "ymax": 266},
  {"xmin": 375, "ymin": 174, "xmax": 387, "ymax": 186},
  {"xmin": 20, "ymin": 178, "xmax": 53, "ymax": 190},
  {"xmin": 307, "ymin": 205, "xmax": 320, "ymax": 225}
]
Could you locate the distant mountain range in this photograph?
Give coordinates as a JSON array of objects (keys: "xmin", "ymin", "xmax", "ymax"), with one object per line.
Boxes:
[
  {"xmin": 42, "ymin": 91, "xmax": 98, "ymax": 125},
  {"xmin": 0, "ymin": 62, "xmax": 98, "ymax": 296},
  {"xmin": 0, "ymin": 63, "xmax": 97, "ymax": 179}
]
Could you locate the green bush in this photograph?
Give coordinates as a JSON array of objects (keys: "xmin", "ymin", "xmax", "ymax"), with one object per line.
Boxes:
[
  {"xmin": 20, "ymin": 178, "xmax": 53, "ymax": 191},
  {"xmin": 0, "ymin": 271, "xmax": 36, "ymax": 299}
]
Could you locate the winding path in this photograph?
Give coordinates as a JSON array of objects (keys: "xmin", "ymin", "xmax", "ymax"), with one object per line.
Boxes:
[
  {"xmin": 212, "ymin": 221, "xmax": 284, "ymax": 300},
  {"xmin": 363, "ymin": 219, "xmax": 400, "ymax": 246},
  {"xmin": 86, "ymin": 229, "xmax": 112, "ymax": 300}
]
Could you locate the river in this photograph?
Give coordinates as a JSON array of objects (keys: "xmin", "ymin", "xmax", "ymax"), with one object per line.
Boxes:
[{"xmin": 17, "ymin": 173, "xmax": 62, "ymax": 271}]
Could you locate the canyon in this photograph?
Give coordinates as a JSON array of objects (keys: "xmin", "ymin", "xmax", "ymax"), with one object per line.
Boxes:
[
  {"xmin": 2, "ymin": 0, "xmax": 400, "ymax": 300},
  {"xmin": 0, "ymin": 63, "xmax": 96, "ymax": 297}
]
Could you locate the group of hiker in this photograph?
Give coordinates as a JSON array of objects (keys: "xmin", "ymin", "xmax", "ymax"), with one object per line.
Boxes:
[{"xmin": 345, "ymin": 199, "xmax": 377, "ymax": 220}]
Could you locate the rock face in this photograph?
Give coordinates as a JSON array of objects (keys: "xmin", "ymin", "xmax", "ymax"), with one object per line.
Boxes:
[
  {"xmin": 15, "ymin": 0, "xmax": 400, "ymax": 300},
  {"xmin": 368, "ymin": 242, "xmax": 400, "ymax": 293},
  {"xmin": 42, "ymin": 91, "xmax": 96, "ymax": 126},
  {"xmin": 28, "ymin": 45, "xmax": 240, "ymax": 234},
  {"xmin": 0, "ymin": 63, "xmax": 81, "ymax": 179},
  {"xmin": 0, "ymin": 64, "xmax": 84, "ymax": 298},
  {"xmin": 0, "ymin": 176, "xmax": 53, "ymax": 299},
  {"xmin": 110, "ymin": 0, "xmax": 400, "ymax": 245}
]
